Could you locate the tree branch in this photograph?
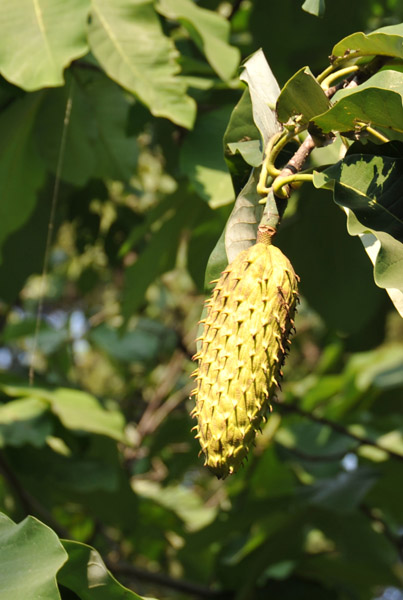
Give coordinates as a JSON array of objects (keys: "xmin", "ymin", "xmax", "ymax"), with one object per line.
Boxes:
[
  {"xmin": 107, "ymin": 560, "xmax": 233, "ymax": 599},
  {"xmin": 273, "ymin": 400, "xmax": 403, "ymax": 464}
]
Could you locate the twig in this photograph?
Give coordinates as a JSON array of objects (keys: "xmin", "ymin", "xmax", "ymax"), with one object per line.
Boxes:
[
  {"xmin": 0, "ymin": 451, "xmax": 70, "ymax": 538},
  {"xmin": 136, "ymin": 350, "xmax": 185, "ymax": 439},
  {"xmin": 107, "ymin": 560, "xmax": 233, "ymax": 599},
  {"xmin": 227, "ymin": 0, "xmax": 243, "ymax": 20},
  {"xmin": 279, "ymin": 444, "xmax": 356, "ymax": 463},
  {"xmin": 273, "ymin": 400, "xmax": 403, "ymax": 464}
]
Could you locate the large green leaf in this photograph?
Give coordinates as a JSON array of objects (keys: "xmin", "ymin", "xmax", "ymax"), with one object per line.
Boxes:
[
  {"xmin": 156, "ymin": 0, "xmax": 240, "ymax": 81},
  {"xmin": 313, "ymin": 146, "xmax": 403, "ymax": 316},
  {"xmin": 35, "ymin": 70, "xmax": 138, "ymax": 185},
  {"xmin": 59, "ymin": 540, "xmax": 148, "ymax": 599},
  {"xmin": 88, "ymin": 0, "xmax": 196, "ymax": 128},
  {"xmin": 0, "ymin": 93, "xmax": 46, "ymax": 264},
  {"xmin": 180, "ymin": 105, "xmax": 234, "ymax": 208},
  {"xmin": 306, "ymin": 468, "xmax": 379, "ymax": 512},
  {"xmin": 332, "ymin": 23, "xmax": 403, "ymax": 61},
  {"xmin": 0, "ymin": 0, "xmax": 90, "ymax": 90},
  {"xmin": 0, "ymin": 380, "xmax": 126, "ymax": 442},
  {"xmin": 277, "ymin": 66, "xmax": 330, "ymax": 126},
  {"xmin": 313, "ymin": 149, "xmax": 403, "ymax": 242},
  {"xmin": 239, "ymin": 49, "xmax": 281, "ymax": 148},
  {"xmin": 90, "ymin": 319, "xmax": 177, "ymax": 363},
  {"xmin": 312, "ymin": 71, "xmax": 403, "ymax": 135},
  {"xmin": 0, "ymin": 512, "xmax": 67, "ymax": 600},
  {"xmin": 276, "ymin": 185, "xmax": 385, "ymax": 334}
]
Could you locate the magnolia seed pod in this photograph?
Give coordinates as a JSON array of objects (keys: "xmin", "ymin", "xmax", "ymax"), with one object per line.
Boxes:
[{"xmin": 191, "ymin": 234, "xmax": 298, "ymax": 479}]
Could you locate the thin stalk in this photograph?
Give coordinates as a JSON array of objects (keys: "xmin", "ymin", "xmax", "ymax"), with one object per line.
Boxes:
[
  {"xmin": 321, "ymin": 65, "xmax": 359, "ymax": 90},
  {"xmin": 272, "ymin": 174, "xmax": 314, "ymax": 198}
]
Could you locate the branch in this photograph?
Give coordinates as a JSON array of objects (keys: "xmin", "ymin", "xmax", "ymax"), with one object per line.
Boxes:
[
  {"xmin": 279, "ymin": 444, "xmax": 356, "ymax": 463},
  {"xmin": 107, "ymin": 560, "xmax": 233, "ymax": 599},
  {"xmin": 227, "ymin": 0, "xmax": 243, "ymax": 20},
  {"xmin": 273, "ymin": 401, "xmax": 403, "ymax": 464}
]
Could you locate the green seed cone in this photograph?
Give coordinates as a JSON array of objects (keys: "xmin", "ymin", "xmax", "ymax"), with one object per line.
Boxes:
[{"xmin": 191, "ymin": 240, "xmax": 298, "ymax": 479}]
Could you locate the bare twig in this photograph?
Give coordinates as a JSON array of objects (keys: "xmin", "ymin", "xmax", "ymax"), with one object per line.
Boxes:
[
  {"xmin": 107, "ymin": 560, "xmax": 233, "ymax": 599},
  {"xmin": 137, "ymin": 350, "xmax": 185, "ymax": 439},
  {"xmin": 273, "ymin": 401, "xmax": 403, "ymax": 464}
]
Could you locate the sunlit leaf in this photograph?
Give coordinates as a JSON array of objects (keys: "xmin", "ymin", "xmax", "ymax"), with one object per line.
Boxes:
[
  {"xmin": 88, "ymin": 0, "xmax": 196, "ymax": 128},
  {"xmin": 0, "ymin": 0, "xmax": 90, "ymax": 90},
  {"xmin": 156, "ymin": 0, "xmax": 240, "ymax": 81},
  {"xmin": 332, "ymin": 24, "xmax": 403, "ymax": 61},
  {"xmin": 277, "ymin": 66, "xmax": 330, "ymax": 126},
  {"xmin": 0, "ymin": 513, "xmax": 67, "ymax": 600},
  {"xmin": 240, "ymin": 49, "xmax": 281, "ymax": 148}
]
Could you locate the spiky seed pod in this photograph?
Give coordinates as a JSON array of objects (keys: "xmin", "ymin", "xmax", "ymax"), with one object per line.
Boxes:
[{"xmin": 191, "ymin": 236, "xmax": 298, "ymax": 479}]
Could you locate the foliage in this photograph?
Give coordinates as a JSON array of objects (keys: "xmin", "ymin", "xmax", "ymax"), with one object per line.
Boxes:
[{"xmin": 0, "ymin": 2, "xmax": 403, "ymax": 600}]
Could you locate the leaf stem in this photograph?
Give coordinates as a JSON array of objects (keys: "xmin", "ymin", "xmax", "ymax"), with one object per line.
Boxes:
[
  {"xmin": 272, "ymin": 173, "xmax": 314, "ymax": 198},
  {"xmin": 321, "ymin": 65, "xmax": 359, "ymax": 90},
  {"xmin": 257, "ymin": 130, "xmax": 295, "ymax": 195},
  {"xmin": 364, "ymin": 125, "xmax": 390, "ymax": 144}
]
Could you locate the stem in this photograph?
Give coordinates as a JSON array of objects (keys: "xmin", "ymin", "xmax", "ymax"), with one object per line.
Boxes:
[
  {"xmin": 272, "ymin": 173, "xmax": 314, "ymax": 198},
  {"xmin": 108, "ymin": 561, "xmax": 233, "ymax": 599},
  {"xmin": 316, "ymin": 64, "xmax": 334, "ymax": 84},
  {"xmin": 321, "ymin": 65, "xmax": 359, "ymax": 90},
  {"xmin": 273, "ymin": 400, "xmax": 403, "ymax": 464},
  {"xmin": 257, "ymin": 132, "xmax": 283, "ymax": 194},
  {"xmin": 364, "ymin": 125, "xmax": 390, "ymax": 144}
]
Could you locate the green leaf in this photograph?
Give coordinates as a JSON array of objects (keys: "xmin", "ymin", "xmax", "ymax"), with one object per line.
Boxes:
[
  {"xmin": 313, "ymin": 151, "xmax": 403, "ymax": 243},
  {"xmin": 307, "ymin": 468, "xmax": 379, "ymax": 512},
  {"xmin": 276, "ymin": 185, "xmax": 385, "ymax": 334},
  {"xmin": 88, "ymin": 0, "xmax": 196, "ymax": 128},
  {"xmin": 156, "ymin": 0, "xmax": 240, "ymax": 81},
  {"xmin": 0, "ymin": 512, "xmax": 67, "ymax": 600},
  {"xmin": 224, "ymin": 169, "xmax": 263, "ymax": 263},
  {"xmin": 313, "ymin": 148, "xmax": 403, "ymax": 316},
  {"xmin": 226, "ymin": 140, "xmax": 262, "ymax": 167},
  {"xmin": 277, "ymin": 66, "xmax": 330, "ymax": 126},
  {"xmin": 0, "ymin": 184, "xmax": 50, "ymax": 303},
  {"xmin": 58, "ymin": 540, "xmax": 146, "ymax": 600},
  {"xmin": 122, "ymin": 191, "xmax": 198, "ymax": 320},
  {"xmin": 240, "ymin": 49, "xmax": 281, "ymax": 147},
  {"xmin": 180, "ymin": 105, "xmax": 234, "ymax": 208},
  {"xmin": 131, "ymin": 480, "xmax": 217, "ymax": 532},
  {"xmin": 0, "ymin": 0, "xmax": 90, "ymax": 90},
  {"xmin": 90, "ymin": 319, "xmax": 177, "ymax": 363},
  {"xmin": 0, "ymin": 380, "xmax": 126, "ymax": 442},
  {"xmin": 0, "ymin": 397, "xmax": 51, "ymax": 447},
  {"xmin": 47, "ymin": 389, "xmax": 126, "ymax": 442},
  {"xmin": 223, "ymin": 87, "xmax": 261, "ymax": 193},
  {"xmin": 0, "ymin": 93, "xmax": 46, "ymax": 264},
  {"xmin": 35, "ymin": 70, "xmax": 138, "ymax": 186},
  {"xmin": 301, "ymin": 0, "xmax": 325, "ymax": 17},
  {"xmin": 332, "ymin": 24, "xmax": 403, "ymax": 62},
  {"xmin": 312, "ymin": 75, "xmax": 403, "ymax": 135}
]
